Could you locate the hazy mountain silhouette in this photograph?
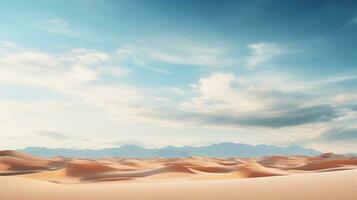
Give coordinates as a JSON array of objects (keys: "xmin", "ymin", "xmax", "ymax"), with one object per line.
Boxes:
[{"xmin": 20, "ymin": 142, "xmax": 321, "ymax": 158}]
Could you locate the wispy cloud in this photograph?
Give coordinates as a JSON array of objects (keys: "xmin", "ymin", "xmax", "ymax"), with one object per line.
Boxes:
[
  {"xmin": 116, "ymin": 39, "xmax": 235, "ymax": 71},
  {"xmin": 138, "ymin": 65, "xmax": 172, "ymax": 74},
  {"xmin": 350, "ymin": 16, "xmax": 357, "ymax": 24},
  {"xmin": 319, "ymin": 127, "xmax": 357, "ymax": 142},
  {"xmin": 49, "ymin": 18, "xmax": 68, "ymax": 27},
  {"xmin": 65, "ymin": 49, "xmax": 111, "ymax": 66},
  {"xmin": 0, "ymin": 41, "xmax": 18, "ymax": 49},
  {"xmin": 39, "ymin": 18, "xmax": 80, "ymax": 37},
  {"xmin": 246, "ymin": 42, "xmax": 285, "ymax": 68},
  {"xmin": 33, "ymin": 130, "xmax": 69, "ymax": 140},
  {"xmin": 297, "ymin": 125, "xmax": 357, "ymax": 153}
]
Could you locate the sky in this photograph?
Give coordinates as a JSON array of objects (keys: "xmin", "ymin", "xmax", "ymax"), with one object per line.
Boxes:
[{"xmin": 0, "ymin": 0, "xmax": 357, "ymax": 153}]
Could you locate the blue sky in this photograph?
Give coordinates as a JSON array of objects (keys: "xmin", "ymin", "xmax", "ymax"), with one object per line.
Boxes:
[{"xmin": 0, "ymin": 0, "xmax": 357, "ymax": 153}]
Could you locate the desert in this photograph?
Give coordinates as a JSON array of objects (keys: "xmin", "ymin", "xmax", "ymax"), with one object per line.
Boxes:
[
  {"xmin": 1, "ymin": 150, "xmax": 357, "ymax": 200},
  {"xmin": 2, "ymin": 1, "xmax": 357, "ymax": 199}
]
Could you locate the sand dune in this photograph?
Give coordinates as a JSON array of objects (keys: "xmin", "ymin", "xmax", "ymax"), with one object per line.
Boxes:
[
  {"xmin": 0, "ymin": 150, "xmax": 356, "ymax": 183},
  {"xmin": 293, "ymin": 158, "xmax": 357, "ymax": 171},
  {"xmin": 258, "ymin": 155, "xmax": 310, "ymax": 169},
  {"xmin": 82, "ymin": 163, "xmax": 195, "ymax": 182},
  {"xmin": 66, "ymin": 160, "xmax": 117, "ymax": 177},
  {"xmin": 1, "ymin": 150, "xmax": 357, "ymax": 199},
  {"xmin": 1, "ymin": 168, "xmax": 357, "ymax": 200},
  {"xmin": 235, "ymin": 162, "xmax": 290, "ymax": 178},
  {"xmin": 0, "ymin": 151, "xmax": 53, "ymax": 174}
]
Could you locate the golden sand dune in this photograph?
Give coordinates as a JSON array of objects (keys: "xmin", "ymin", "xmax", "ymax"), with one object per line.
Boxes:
[
  {"xmin": 66, "ymin": 160, "xmax": 118, "ymax": 177},
  {"xmin": 292, "ymin": 158, "xmax": 357, "ymax": 171},
  {"xmin": 258, "ymin": 155, "xmax": 310, "ymax": 169},
  {"xmin": 0, "ymin": 151, "xmax": 356, "ymax": 183},
  {"xmin": 0, "ymin": 151, "xmax": 52, "ymax": 174},
  {"xmin": 235, "ymin": 162, "xmax": 290, "ymax": 178},
  {"xmin": 82, "ymin": 163, "xmax": 196, "ymax": 182},
  {"xmin": 1, "ymin": 150, "xmax": 357, "ymax": 199}
]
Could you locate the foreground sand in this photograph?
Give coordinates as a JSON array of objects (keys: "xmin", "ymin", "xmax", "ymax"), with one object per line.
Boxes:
[
  {"xmin": 0, "ymin": 150, "xmax": 357, "ymax": 199},
  {"xmin": 1, "ymin": 169, "xmax": 357, "ymax": 200}
]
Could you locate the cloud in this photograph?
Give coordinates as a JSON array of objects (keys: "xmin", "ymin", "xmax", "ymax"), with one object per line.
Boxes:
[
  {"xmin": 0, "ymin": 41, "xmax": 18, "ymax": 49},
  {"xmin": 182, "ymin": 73, "xmax": 308, "ymax": 113},
  {"xmin": 116, "ymin": 39, "xmax": 235, "ymax": 70},
  {"xmin": 334, "ymin": 94, "xmax": 357, "ymax": 105},
  {"xmin": 139, "ymin": 65, "xmax": 172, "ymax": 74},
  {"xmin": 333, "ymin": 94, "xmax": 357, "ymax": 112},
  {"xmin": 146, "ymin": 73, "xmax": 340, "ymax": 128},
  {"xmin": 0, "ymin": 50, "xmax": 89, "ymax": 88},
  {"xmin": 314, "ymin": 75, "xmax": 357, "ymax": 85},
  {"xmin": 0, "ymin": 43, "xmax": 158, "ymax": 149},
  {"xmin": 301, "ymin": 126, "xmax": 357, "ymax": 147},
  {"xmin": 40, "ymin": 18, "xmax": 80, "ymax": 37},
  {"xmin": 49, "ymin": 18, "xmax": 68, "ymax": 27},
  {"xmin": 33, "ymin": 130, "xmax": 69, "ymax": 140},
  {"xmin": 0, "ymin": 42, "xmax": 355, "ymax": 151},
  {"xmin": 319, "ymin": 127, "xmax": 357, "ymax": 142},
  {"xmin": 0, "ymin": 43, "xmax": 148, "ymax": 123},
  {"xmin": 211, "ymin": 105, "xmax": 336, "ymax": 128},
  {"xmin": 246, "ymin": 42, "xmax": 285, "ymax": 68},
  {"xmin": 0, "ymin": 44, "xmax": 126, "ymax": 87},
  {"xmin": 66, "ymin": 49, "xmax": 110, "ymax": 65},
  {"xmin": 152, "ymin": 104, "xmax": 337, "ymax": 129},
  {"xmin": 101, "ymin": 67, "xmax": 129, "ymax": 77},
  {"xmin": 350, "ymin": 16, "xmax": 357, "ymax": 24}
]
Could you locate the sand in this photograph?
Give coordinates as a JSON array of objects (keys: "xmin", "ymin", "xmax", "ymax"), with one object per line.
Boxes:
[{"xmin": 0, "ymin": 150, "xmax": 357, "ymax": 200}]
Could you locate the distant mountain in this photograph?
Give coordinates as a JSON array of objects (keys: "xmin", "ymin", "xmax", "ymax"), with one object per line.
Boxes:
[{"xmin": 20, "ymin": 143, "xmax": 321, "ymax": 158}]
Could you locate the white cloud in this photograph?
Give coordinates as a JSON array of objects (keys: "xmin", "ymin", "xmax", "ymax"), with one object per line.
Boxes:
[
  {"xmin": 40, "ymin": 18, "xmax": 80, "ymax": 37},
  {"xmin": 182, "ymin": 73, "xmax": 305, "ymax": 114},
  {"xmin": 334, "ymin": 94, "xmax": 357, "ymax": 104},
  {"xmin": 67, "ymin": 49, "xmax": 110, "ymax": 65},
  {"xmin": 0, "ymin": 41, "xmax": 18, "ymax": 49},
  {"xmin": 246, "ymin": 42, "xmax": 285, "ymax": 68},
  {"xmin": 167, "ymin": 87, "xmax": 186, "ymax": 95},
  {"xmin": 69, "ymin": 65, "xmax": 99, "ymax": 82},
  {"xmin": 0, "ymin": 45, "xmax": 130, "ymax": 88},
  {"xmin": 0, "ymin": 43, "xmax": 146, "ymax": 122},
  {"xmin": 0, "ymin": 43, "xmax": 160, "ymax": 149},
  {"xmin": 183, "ymin": 73, "xmax": 240, "ymax": 112},
  {"xmin": 140, "ymin": 65, "xmax": 172, "ymax": 74},
  {"xmin": 0, "ymin": 52, "xmax": 86, "ymax": 89},
  {"xmin": 101, "ymin": 67, "xmax": 129, "ymax": 77},
  {"xmin": 149, "ymin": 72, "xmax": 339, "ymax": 130},
  {"xmin": 1, "ymin": 50, "xmax": 57, "ymax": 66},
  {"xmin": 49, "ymin": 18, "xmax": 68, "ymax": 27},
  {"xmin": 116, "ymin": 39, "xmax": 235, "ymax": 69}
]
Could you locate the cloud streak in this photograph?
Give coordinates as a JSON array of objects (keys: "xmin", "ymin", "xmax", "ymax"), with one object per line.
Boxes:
[
  {"xmin": 39, "ymin": 18, "xmax": 80, "ymax": 37},
  {"xmin": 34, "ymin": 130, "xmax": 69, "ymax": 140},
  {"xmin": 116, "ymin": 39, "xmax": 235, "ymax": 69},
  {"xmin": 319, "ymin": 127, "xmax": 357, "ymax": 142},
  {"xmin": 246, "ymin": 42, "xmax": 285, "ymax": 68}
]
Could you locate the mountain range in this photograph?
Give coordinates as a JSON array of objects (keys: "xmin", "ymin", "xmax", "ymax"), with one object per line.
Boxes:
[{"xmin": 19, "ymin": 143, "xmax": 321, "ymax": 158}]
